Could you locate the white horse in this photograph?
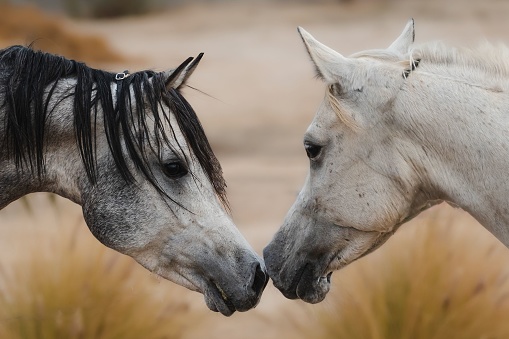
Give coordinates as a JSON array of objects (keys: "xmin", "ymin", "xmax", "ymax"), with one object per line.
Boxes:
[
  {"xmin": 0, "ymin": 46, "xmax": 267, "ymax": 316},
  {"xmin": 264, "ymin": 20, "xmax": 509, "ymax": 303}
]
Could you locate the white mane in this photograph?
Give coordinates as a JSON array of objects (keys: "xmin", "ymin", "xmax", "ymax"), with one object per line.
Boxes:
[
  {"xmin": 411, "ymin": 41, "xmax": 509, "ymax": 78},
  {"xmin": 406, "ymin": 41, "xmax": 509, "ymax": 94},
  {"xmin": 348, "ymin": 41, "xmax": 509, "ymax": 96}
]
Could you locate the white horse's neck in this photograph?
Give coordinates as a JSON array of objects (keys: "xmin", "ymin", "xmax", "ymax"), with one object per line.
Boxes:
[{"xmin": 397, "ymin": 65, "xmax": 509, "ymax": 246}]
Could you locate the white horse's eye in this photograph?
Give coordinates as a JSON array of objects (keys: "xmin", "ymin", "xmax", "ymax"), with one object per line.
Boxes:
[
  {"xmin": 304, "ymin": 141, "xmax": 322, "ymax": 160},
  {"xmin": 163, "ymin": 161, "xmax": 189, "ymax": 179}
]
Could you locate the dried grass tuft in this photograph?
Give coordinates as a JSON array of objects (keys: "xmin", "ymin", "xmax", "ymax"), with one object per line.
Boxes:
[
  {"xmin": 311, "ymin": 206, "xmax": 509, "ymax": 339},
  {"xmin": 0, "ymin": 204, "xmax": 199, "ymax": 339}
]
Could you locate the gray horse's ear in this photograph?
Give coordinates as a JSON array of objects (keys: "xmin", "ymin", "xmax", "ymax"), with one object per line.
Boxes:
[
  {"xmin": 165, "ymin": 53, "xmax": 204, "ymax": 90},
  {"xmin": 387, "ymin": 19, "xmax": 415, "ymax": 54},
  {"xmin": 297, "ymin": 27, "xmax": 351, "ymax": 83}
]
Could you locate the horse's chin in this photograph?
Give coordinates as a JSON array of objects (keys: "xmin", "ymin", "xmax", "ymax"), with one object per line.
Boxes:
[
  {"xmin": 161, "ymin": 274, "xmax": 234, "ymax": 315},
  {"xmin": 272, "ymin": 261, "xmax": 332, "ymax": 304},
  {"xmin": 296, "ymin": 272, "xmax": 332, "ymax": 304},
  {"xmin": 204, "ymin": 283, "xmax": 237, "ymax": 316},
  {"xmin": 135, "ymin": 255, "xmax": 267, "ymax": 316},
  {"xmin": 158, "ymin": 270, "xmax": 238, "ymax": 316},
  {"xmin": 287, "ymin": 230, "xmax": 394, "ymax": 304}
]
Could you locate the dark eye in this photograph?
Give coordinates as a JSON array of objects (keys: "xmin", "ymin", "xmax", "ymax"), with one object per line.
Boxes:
[
  {"xmin": 163, "ymin": 161, "xmax": 188, "ymax": 179},
  {"xmin": 304, "ymin": 142, "xmax": 322, "ymax": 160}
]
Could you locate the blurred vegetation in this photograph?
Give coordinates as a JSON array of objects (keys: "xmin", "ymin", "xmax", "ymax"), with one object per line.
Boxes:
[
  {"xmin": 311, "ymin": 209, "xmax": 509, "ymax": 339},
  {"xmin": 63, "ymin": 0, "xmax": 154, "ymax": 18},
  {"xmin": 0, "ymin": 197, "xmax": 198, "ymax": 339},
  {"xmin": 3, "ymin": 0, "xmax": 178, "ymax": 18},
  {"xmin": 1, "ymin": 0, "xmax": 362, "ymax": 19},
  {"xmin": 0, "ymin": 3, "xmax": 123, "ymax": 64}
]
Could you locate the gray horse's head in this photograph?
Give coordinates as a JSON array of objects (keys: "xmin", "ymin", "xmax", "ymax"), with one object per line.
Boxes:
[
  {"xmin": 78, "ymin": 61, "xmax": 268, "ymax": 316},
  {"xmin": 264, "ymin": 21, "xmax": 429, "ymax": 303},
  {"xmin": 0, "ymin": 47, "xmax": 267, "ymax": 316}
]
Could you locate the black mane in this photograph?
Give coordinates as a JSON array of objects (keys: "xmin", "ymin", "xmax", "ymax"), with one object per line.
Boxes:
[{"xmin": 0, "ymin": 45, "xmax": 227, "ymax": 207}]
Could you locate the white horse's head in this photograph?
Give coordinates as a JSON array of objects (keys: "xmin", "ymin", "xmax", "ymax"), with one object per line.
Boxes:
[{"xmin": 264, "ymin": 20, "xmax": 431, "ymax": 303}]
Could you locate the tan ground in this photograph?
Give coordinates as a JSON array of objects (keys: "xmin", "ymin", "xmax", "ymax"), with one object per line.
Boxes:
[{"xmin": 1, "ymin": 1, "xmax": 509, "ymax": 338}]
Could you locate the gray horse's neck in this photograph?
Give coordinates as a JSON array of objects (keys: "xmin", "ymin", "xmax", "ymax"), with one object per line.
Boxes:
[
  {"xmin": 0, "ymin": 163, "xmax": 38, "ymax": 209},
  {"xmin": 0, "ymin": 98, "xmax": 84, "ymax": 210},
  {"xmin": 398, "ymin": 71, "xmax": 509, "ymax": 247}
]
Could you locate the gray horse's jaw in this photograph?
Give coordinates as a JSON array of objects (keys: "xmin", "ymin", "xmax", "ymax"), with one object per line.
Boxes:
[
  {"xmin": 203, "ymin": 265, "xmax": 268, "ymax": 316},
  {"xmin": 204, "ymin": 283, "xmax": 238, "ymax": 316}
]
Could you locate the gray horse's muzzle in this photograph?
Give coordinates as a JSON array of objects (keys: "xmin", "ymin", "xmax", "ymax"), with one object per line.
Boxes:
[{"xmin": 204, "ymin": 257, "xmax": 268, "ymax": 316}]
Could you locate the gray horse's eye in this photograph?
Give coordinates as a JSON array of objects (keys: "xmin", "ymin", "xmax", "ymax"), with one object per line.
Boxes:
[
  {"xmin": 304, "ymin": 142, "xmax": 322, "ymax": 160},
  {"xmin": 163, "ymin": 161, "xmax": 189, "ymax": 179}
]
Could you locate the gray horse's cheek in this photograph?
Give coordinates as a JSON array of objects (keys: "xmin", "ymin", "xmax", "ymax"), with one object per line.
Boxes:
[
  {"xmin": 80, "ymin": 181, "xmax": 155, "ymax": 252},
  {"xmin": 82, "ymin": 199, "xmax": 133, "ymax": 250}
]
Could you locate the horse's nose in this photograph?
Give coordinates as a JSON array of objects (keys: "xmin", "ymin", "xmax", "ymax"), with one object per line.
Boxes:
[{"xmin": 251, "ymin": 262, "xmax": 269, "ymax": 297}]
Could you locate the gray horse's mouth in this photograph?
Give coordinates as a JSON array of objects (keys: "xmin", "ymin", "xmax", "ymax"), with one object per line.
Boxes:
[{"xmin": 204, "ymin": 282, "xmax": 237, "ymax": 316}]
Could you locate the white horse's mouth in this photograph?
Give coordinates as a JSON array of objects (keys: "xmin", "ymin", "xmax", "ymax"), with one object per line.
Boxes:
[
  {"xmin": 295, "ymin": 267, "xmax": 331, "ymax": 303},
  {"xmin": 266, "ymin": 225, "xmax": 399, "ymax": 304},
  {"xmin": 318, "ymin": 272, "xmax": 333, "ymax": 284}
]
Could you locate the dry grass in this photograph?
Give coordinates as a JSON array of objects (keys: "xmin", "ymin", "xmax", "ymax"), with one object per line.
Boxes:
[
  {"xmin": 0, "ymin": 196, "xmax": 199, "ymax": 339},
  {"xmin": 0, "ymin": 4, "xmax": 122, "ymax": 65},
  {"xmin": 311, "ymin": 205, "xmax": 509, "ymax": 339}
]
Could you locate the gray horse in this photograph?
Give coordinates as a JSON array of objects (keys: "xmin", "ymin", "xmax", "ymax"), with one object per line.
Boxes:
[
  {"xmin": 265, "ymin": 20, "xmax": 509, "ymax": 303},
  {"xmin": 0, "ymin": 46, "xmax": 267, "ymax": 316}
]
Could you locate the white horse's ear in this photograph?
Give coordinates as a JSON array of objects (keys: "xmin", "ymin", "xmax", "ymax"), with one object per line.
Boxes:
[
  {"xmin": 165, "ymin": 53, "xmax": 204, "ymax": 90},
  {"xmin": 298, "ymin": 27, "xmax": 351, "ymax": 83},
  {"xmin": 387, "ymin": 19, "xmax": 415, "ymax": 54}
]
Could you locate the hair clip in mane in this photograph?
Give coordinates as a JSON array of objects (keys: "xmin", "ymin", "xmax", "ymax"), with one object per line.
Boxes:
[{"xmin": 115, "ymin": 70, "xmax": 130, "ymax": 81}]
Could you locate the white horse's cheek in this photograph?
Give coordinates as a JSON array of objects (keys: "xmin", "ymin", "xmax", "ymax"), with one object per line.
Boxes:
[
  {"xmin": 336, "ymin": 232, "xmax": 381, "ymax": 267},
  {"xmin": 323, "ymin": 187, "xmax": 405, "ymax": 233}
]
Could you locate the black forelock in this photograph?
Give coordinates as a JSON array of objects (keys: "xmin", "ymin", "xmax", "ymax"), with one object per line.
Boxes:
[{"xmin": 0, "ymin": 45, "xmax": 227, "ymax": 208}]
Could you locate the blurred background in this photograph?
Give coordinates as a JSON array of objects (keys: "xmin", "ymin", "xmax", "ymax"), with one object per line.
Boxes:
[{"xmin": 1, "ymin": 0, "xmax": 509, "ymax": 338}]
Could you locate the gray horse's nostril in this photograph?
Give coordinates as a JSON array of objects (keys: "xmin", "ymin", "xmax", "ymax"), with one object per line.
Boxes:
[{"xmin": 251, "ymin": 262, "xmax": 269, "ymax": 296}]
